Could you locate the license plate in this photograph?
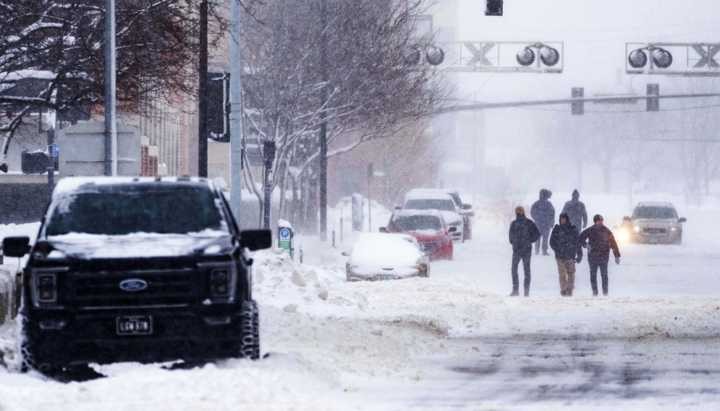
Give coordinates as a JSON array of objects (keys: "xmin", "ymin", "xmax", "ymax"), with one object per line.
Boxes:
[{"xmin": 116, "ymin": 315, "xmax": 153, "ymax": 336}]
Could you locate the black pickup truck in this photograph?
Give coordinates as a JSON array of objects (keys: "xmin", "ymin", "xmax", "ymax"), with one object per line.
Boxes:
[{"xmin": 2, "ymin": 177, "xmax": 271, "ymax": 374}]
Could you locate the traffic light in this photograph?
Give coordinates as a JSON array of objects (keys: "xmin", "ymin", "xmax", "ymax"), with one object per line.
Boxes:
[
  {"xmin": 207, "ymin": 72, "xmax": 229, "ymax": 142},
  {"xmin": 486, "ymin": 0, "xmax": 503, "ymax": 16},
  {"xmin": 571, "ymin": 87, "xmax": 584, "ymax": 115},
  {"xmin": 647, "ymin": 83, "xmax": 660, "ymax": 112}
]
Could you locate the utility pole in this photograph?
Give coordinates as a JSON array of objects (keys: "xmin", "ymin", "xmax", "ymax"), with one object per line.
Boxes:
[
  {"xmin": 318, "ymin": 0, "xmax": 329, "ymax": 240},
  {"xmin": 229, "ymin": 0, "xmax": 244, "ymax": 225},
  {"xmin": 104, "ymin": 0, "xmax": 117, "ymax": 176},
  {"xmin": 198, "ymin": 0, "xmax": 209, "ymax": 177}
]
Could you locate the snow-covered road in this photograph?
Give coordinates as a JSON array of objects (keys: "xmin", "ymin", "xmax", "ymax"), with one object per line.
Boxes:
[
  {"xmin": 358, "ymin": 336, "xmax": 720, "ymax": 411},
  {"xmin": 1, "ymin": 203, "xmax": 719, "ymax": 410}
]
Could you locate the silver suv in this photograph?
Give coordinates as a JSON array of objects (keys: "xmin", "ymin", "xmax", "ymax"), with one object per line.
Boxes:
[{"xmin": 626, "ymin": 202, "xmax": 686, "ymax": 244}]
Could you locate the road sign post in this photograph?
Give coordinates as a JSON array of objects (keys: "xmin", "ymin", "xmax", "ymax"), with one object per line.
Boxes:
[{"xmin": 278, "ymin": 223, "xmax": 294, "ymax": 258}]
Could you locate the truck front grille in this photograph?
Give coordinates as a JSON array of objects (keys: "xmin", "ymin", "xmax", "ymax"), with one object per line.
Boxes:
[{"xmin": 70, "ymin": 269, "xmax": 198, "ymax": 308}]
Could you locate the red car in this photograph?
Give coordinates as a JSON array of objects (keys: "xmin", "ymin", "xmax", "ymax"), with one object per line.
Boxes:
[{"xmin": 384, "ymin": 210, "xmax": 454, "ymax": 260}]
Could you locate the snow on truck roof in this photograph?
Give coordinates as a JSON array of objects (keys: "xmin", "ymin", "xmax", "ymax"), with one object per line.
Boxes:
[
  {"xmin": 53, "ymin": 176, "xmax": 214, "ymax": 196},
  {"xmin": 635, "ymin": 201, "xmax": 676, "ymax": 208},
  {"xmin": 404, "ymin": 189, "xmax": 455, "ymax": 201}
]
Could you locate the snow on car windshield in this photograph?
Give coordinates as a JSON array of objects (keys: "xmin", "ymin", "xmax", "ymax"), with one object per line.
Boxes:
[
  {"xmin": 633, "ymin": 206, "xmax": 678, "ymax": 219},
  {"xmin": 404, "ymin": 199, "xmax": 455, "ymax": 211},
  {"xmin": 45, "ymin": 186, "xmax": 226, "ymax": 236},
  {"xmin": 392, "ymin": 215, "xmax": 442, "ymax": 231}
]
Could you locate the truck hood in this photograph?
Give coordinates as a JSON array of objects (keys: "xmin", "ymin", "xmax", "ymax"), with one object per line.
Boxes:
[
  {"xmin": 45, "ymin": 231, "xmax": 233, "ymax": 260},
  {"xmin": 438, "ymin": 211, "xmax": 462, "ymax": 225}
]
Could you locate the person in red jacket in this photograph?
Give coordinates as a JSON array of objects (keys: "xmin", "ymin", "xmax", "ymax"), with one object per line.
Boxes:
[{"xmin": 578, "ymin": 214, "xmax": 621, "ymax": 296}]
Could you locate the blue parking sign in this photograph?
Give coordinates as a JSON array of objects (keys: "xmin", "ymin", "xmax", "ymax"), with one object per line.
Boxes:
[{"xmin": 48, "ymin": 144, "xmax": 60, "ymax": 158}]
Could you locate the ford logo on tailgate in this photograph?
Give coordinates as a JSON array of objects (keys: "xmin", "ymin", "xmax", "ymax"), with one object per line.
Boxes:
[{"xmin": 119, "ymin": 278, "xmax": 148, "ymax": 292}]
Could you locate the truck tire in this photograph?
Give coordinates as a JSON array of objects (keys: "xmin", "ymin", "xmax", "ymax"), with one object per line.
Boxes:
[
  {"xmin": 19, "ymin": 316, "xmax": 61, "ymax": 375},
  {"xmin": 239, "ymin": 300, "xmax": 260, "ymax": 360}
]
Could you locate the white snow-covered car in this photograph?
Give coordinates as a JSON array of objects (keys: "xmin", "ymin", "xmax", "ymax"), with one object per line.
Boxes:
[
  {"xmin": 402, "ymin": 189, "xmax": 465, "ymax": 242},
  {"xmin": 345, "ymin": 233, "xmax": 429, "ymax": 281}
]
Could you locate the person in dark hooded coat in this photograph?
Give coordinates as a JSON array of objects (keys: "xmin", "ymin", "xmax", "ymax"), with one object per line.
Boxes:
[
  {"xmin": 508, "ymin": 206, "xmax": 540, "ymax": 297},
  {"xmin": 530, "ymin": 189, "xmax": 555, "ymax": 255},
  {"xmin": 562, "ymin": 189, "xmax": 588, "ymax": 232},
  {"xmin": 550, "ymin": 213, "xmax": 583, "ymax": 296}
]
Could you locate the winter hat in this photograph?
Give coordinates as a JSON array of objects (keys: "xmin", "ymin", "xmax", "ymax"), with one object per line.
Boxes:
[
  {"xmin": 572, "ymin": 189, "xmax": 579, "ymax": 200},
  {"xmin": 559, "ymin": 213, "xmax": 570, "ymax": 223},
  {"xmin": 593, "ymin": 214, "xmax": 604, "ymax": 223},
  {"xmin": 515, "ymin": 206, "xmax": 525, "ymax": 216}
]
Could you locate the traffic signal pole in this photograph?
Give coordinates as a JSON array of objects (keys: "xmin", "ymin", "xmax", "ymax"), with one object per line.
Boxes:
[{"xmin": 438, "ymin": 92, "xmax": 720, "ymax": 114}]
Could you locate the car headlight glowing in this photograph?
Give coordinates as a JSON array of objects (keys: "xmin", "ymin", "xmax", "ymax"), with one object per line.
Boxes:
[{"xmin": 633, "ymin": 225, "xmax": 641, "ymax": 233}]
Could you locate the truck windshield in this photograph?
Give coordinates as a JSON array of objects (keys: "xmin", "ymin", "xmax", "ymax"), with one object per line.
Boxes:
[
  {"xmin": 45, "ymin": 186, "xmax": 226, "ymax": 236},
  {"xmin": 404, "ymin": 199, "xmax": 455, "ymax": 211},
  {"xmin": 633, "ymin": 206, "xmax": 678, "ymax": 219}
]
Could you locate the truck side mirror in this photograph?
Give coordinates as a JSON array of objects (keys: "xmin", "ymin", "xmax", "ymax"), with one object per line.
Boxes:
[
  {"xmin": 462, "ymin": 204, "xmax": 472, "ymax": 210},
  {"xmin": 240, "ymin": 230, "xmax": 272, "ymax": 251},
  {"xmin": 678, "ymin": 217, "xmax": 687, "ymax": 223},
  {"xmin": 2, "ymin": 236, "xmax": 31, "ymax": 257},
  {"xmin": 379, "ymin": 227, "xmax": 388, "ymax": 233},
  {"xmin": 448, "ymin": 226, "xmax": 458, "ymax": 233}
]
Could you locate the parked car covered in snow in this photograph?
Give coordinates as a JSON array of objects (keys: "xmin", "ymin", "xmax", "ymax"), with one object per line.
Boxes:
[
  {"xmin": 402, "ymin": 189, "xmax": 466, "ymax": 242},
  {"xmin": 1, "ymin": 177, "xmax": 271, "ymax": 375},
  {"xmin": 345, "ymin": 233, "xmax": 429, "ymax": 281},
  {"xmin": 385, "ymin": 210, "xmax": 454, "ymax": 260},
  {"xmin": 624, "ymin": 202, "xmax": 686, "ymax": 244}
]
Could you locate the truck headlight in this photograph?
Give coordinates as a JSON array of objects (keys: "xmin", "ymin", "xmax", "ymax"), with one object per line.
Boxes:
[
  {"xmin": 633, "ymin": 225, "xmax": 641, "ymax": 233},
  {"xmin": 200, "ymin": 262, "xmax": 237, "ymax": 302},
  {"xmin": 670, "ymin": 226, "xmax": 677, "ymax": 232},
  {"xmin": 210, "ymin": 268, "xmax": 230, "ymax": 296},
  {"xmin": 31, "ymin": 269, "xmax": 66, "ymax": 307}
]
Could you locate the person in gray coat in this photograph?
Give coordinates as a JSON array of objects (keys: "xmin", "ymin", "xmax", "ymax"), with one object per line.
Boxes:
[
  {"xmin": 530, "ymin": 189, "xmax": 555, "ymax": 256},
  {"xmin": 562, "ymin": 189, "xmax": 588, "ymax": 232}
]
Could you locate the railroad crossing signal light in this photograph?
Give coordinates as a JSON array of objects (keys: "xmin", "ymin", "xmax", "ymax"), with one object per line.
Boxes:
[
  {"xmin": 647, "ymin": 83, "xmax": 660, "ymax": 112},
  {"xmin": 571, "ymin": 87, "xmax": 584, "ymax": 115},
  {"xmin": 486, "ymin": 0, "xmax": 503, "ymax": 16},
  {"xmin": 516, "ymin": 44, "xmax": 561, "ymax": 68},
  {"xmin": 627, "ymin": 47, "xmax": 673, "ymax": 70}
]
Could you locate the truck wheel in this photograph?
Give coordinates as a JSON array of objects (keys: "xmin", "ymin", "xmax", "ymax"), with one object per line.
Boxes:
[
  {"xmin": 19, "ymin": 316, "xmax": 37, "ymax": 372},
  {"xmin": 19, "ymin": 316, "xmax": 61, "ymax": 375},
  {"xmin": 240, "ymin": 300, "xmax": 260, "ymax": 360}
]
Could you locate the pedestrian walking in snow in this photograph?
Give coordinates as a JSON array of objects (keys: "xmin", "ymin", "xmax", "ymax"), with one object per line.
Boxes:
[
  {"xmin": 562, "ymin": 189, "xmax": 588, "ymax": 231},
  {"xmin": 508, "ymin": 206, "xmax": 541, "ymax": 297},
  {"xmin": 550, "ymin": 213, "xmax": 583, "ymax": 296},
  {"xmin": 530, "ymin": 189, "xmax": 555, "ymax": 256},
  {"xmin": 578, "ymin": 214, "xmax": 621, "ymax": 296}
]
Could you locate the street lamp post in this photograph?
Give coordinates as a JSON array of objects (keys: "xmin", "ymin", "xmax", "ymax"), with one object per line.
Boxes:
[
  {"xmin": 104, "ymin": 0, "xmax": 117, "ymax": 176},
  {"xmin": 229, "ymin": 0, "xmax": 244, "ymax": 226}
]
